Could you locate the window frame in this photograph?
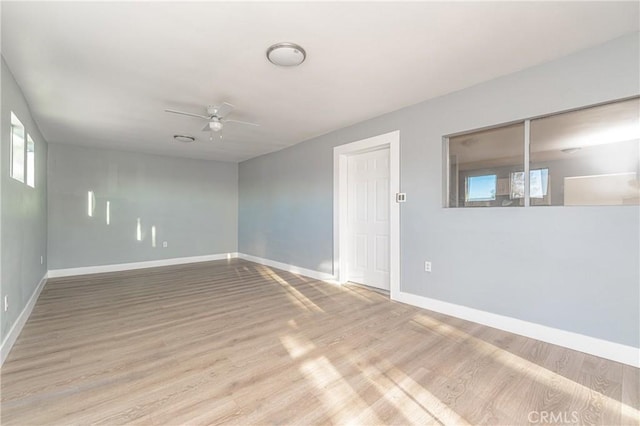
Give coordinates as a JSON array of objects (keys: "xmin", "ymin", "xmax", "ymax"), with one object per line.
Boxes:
[
  {"xmin": 443, "ymin": 119, "xmax": 526, "ymax": 208},
  {"xmin": 10, "ymin": 112, "xmax": 26, "ymax": 183},
  {"xmin": 443, "ymin": 96, "xmax": 640, "ymax": 208}
]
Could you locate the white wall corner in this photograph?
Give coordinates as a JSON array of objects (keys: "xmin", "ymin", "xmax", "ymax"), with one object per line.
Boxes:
[
  {"xmin": 393, "ymin": 290, "xmax": 640, "ymax": 368},
  {"xmin": 1, "ymin": 272, "xmax": 48, "ymax": 367}
]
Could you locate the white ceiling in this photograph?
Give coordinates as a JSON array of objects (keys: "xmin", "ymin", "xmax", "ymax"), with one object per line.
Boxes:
[{"xmin": 2, "ymin": 1, "xmax": 639, "ymax": 162}]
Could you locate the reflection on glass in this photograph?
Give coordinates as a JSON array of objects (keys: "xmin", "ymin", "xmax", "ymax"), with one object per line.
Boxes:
[
  {"xmin": 530, "ymin": 98, "xmax": 639, "ymax": 206},
  {"xmin": 530, "ymin": 169, "xmax": 549, "ymax": 199},
  {"xmin": 466, "ymin": 175, "xmax": 497, "ymax": 202},
  {"xmin": 510, "ymin": 169, "xmax": 549, "ymax": 200},
  {"xmin": 565, "ymin": 172, "xmax": 638, "ymax": 206},
  {"xmin": 449, "ymin": 123, "xmax": 524, "ymax": 207}
]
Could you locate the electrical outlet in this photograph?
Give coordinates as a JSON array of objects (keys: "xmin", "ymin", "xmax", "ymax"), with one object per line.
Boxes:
[
  {"xmin": 4, "ymin": 296, "xmax": 8, "ymax": 312},
  {"xmin": 424, "ymin": 261, "xmax": 432, "ymax": 272},
  {"xmin": 163, "ymin": 241, "xmax": 168, "ymax": 248}
]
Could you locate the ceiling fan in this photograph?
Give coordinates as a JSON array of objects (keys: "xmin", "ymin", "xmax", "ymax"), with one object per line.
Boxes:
[{"xmin": 165, "ymin": 102, "xmax": 259, "ymax": 134}]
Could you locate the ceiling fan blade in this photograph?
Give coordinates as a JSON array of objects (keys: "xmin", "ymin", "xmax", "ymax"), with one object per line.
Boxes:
[
  {"xmin": 165, "ymin": 109, "xmax": 209, "ymax": 120},
  {"xmin": 213, "ymin": 102, "xmax": 235, "ymax": 118},
  {"xmin": 201, "ymin": 123, "xmax": 212, "ymax": 132},
  {"xmin": 224, "ymin": 119, "xmax": 260, "ymax": 127}
]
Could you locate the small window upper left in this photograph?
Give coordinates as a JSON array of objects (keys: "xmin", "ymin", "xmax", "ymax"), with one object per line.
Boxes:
[{"xmin": 10, "ymin": 112, "xmax": 25, "ymax": 183}]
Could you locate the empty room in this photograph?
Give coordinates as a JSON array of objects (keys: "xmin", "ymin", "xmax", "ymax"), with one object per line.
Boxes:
[{"xmin": 1, "ymin": 1, "xmax": 639, "ymax": 425}]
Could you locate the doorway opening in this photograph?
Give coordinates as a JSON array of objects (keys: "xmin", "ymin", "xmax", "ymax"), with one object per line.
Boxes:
[{"xmin": 333, "ymin": 131, "xmax": 400, "ymax": 299}]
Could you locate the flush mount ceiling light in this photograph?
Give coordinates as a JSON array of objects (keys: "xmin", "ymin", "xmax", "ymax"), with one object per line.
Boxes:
[
  {"xmin": 173, "ymin": 134, "xmax": 195, "ymax": 143},
  {"xmin": 266, "ymin": 42, "xmax": 306, "ymax": 66}
]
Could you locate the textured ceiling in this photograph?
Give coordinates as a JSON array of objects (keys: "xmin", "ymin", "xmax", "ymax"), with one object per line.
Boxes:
[{"xmin": 2, "ymin": 1, "xmax": 638, "ymax": 162}]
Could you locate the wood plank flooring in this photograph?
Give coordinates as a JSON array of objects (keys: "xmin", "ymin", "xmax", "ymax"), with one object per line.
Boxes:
[{"xmin": 1, "ymin": 259, "xmax": 638, "ymax": 425}]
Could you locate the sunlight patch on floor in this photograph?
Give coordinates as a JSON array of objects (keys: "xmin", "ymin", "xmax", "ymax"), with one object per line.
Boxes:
[
  {"xmin": 280, "ymin": 334, "xmax": 316, "ymax": 359},
  {"xmin": 256, "ymin": 266, "xmax": 324, "ymax": 313},
  {"xmin": 345, "ymin": 350, "xmax": 469, "ymax": 425},
  {"xmin": 411, "ymin": 314, "xmax": 640, "ymax": 423},
  {"xmin": 300, "ymin": 356, "xmax": 384, "ymax": 425}
]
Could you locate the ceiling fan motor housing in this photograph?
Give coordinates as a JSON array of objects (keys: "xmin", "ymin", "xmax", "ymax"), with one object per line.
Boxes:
[{"xmin": 209, "ymin": 119, "xmax": 223, "ymax": 132}]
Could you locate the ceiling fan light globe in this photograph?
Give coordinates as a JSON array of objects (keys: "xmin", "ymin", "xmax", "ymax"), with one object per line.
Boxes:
[{"xmin": 209, "ymin": 121, "xmax": 223, "ymax": 132}]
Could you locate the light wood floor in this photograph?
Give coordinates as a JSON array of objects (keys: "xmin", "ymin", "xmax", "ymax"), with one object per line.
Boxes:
[{"xmin": 1, "ymin": 259, "xmax": 638, "ymax": 425}]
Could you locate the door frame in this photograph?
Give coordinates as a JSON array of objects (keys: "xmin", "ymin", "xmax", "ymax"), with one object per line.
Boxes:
[{"xmin": 333, "ymin": 130, "xmax": 400, "ymax": 299}]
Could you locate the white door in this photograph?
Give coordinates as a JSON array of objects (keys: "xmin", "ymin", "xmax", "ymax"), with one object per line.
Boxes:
[{"xmin": 347, "ymin": 148, "xmax": 390, "ymax": 290}]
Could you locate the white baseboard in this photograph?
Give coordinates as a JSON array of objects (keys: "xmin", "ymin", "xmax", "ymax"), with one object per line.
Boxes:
[
  {"xmin": 1, "ymin": 272, "xmax": 48, "ymax": 367},
  {"xmin": 393, "ymin": 291, "xmax": 640, "ymax": 368},
  {"xmin": 11, "ymin": 255, "xmax": 637, "ymax": 368},
  {"xmin": 235, "ymin": 254, "xmax": 639, "ymax": 367},
  {"xmin": 237, "ymin": 253, "xmax": 336, "ymax": 282},
  {"xmin": 47, "ymin": 252, "xmax": 239, "ymax": 278}
]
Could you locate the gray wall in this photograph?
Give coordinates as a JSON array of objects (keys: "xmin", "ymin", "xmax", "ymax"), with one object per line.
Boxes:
[
  {"xmin": 239, "ymin": 33, "xmax": 640, "ymax": 348},
  {"xmin": 48, "ymin": 144, "xmax": 238, "ymax": 269},
  {"xmin": 1, "ymin": 58, "xmax": 48, "ymax": 344}
]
